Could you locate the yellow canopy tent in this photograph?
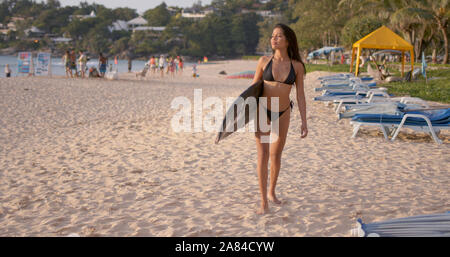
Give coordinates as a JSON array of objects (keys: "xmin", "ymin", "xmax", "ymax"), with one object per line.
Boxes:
[{"xmin": 350, "ymin": 25, "xmax": 414, "ymax": 77}]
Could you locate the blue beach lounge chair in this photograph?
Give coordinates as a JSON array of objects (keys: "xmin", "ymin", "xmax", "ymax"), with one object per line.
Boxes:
[{"xmin": 350, "ymin": 108, "xmax": 450, "ymax": 144}]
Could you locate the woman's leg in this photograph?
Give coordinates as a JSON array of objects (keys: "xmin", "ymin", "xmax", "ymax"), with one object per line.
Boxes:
[
  {"xmin": 255, "ymin": 104, "xmax": 272, "ymax": 214},
  {"xmin": 268, "ymin": 108, "xmax": 290, "ymax": 204},
  {"xmin": 255, "ymin": 131, "xmax": 270, "ymax": 214}
]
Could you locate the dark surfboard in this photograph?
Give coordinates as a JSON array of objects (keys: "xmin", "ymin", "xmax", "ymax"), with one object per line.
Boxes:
[{"xmin": 215, "ymin": 80, "xmax": 264, "ymax": 144}]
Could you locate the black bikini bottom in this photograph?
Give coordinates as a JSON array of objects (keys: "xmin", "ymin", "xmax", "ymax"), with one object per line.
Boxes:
[{"xmin": 262, "ymin": 100, "xmax": 294, "ymax": 122}]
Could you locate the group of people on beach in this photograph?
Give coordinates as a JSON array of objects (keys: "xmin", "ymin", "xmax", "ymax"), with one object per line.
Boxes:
[
  {"xmin": 60, "ymin": 51, "xmax": 186, "ymax": 80},
  {"xmin": 146, "ymin": 55, "xmax": 184, "ymax": 78},
  {"xmin": 62, "ymin": 50, "xmax": 108, "ymax": 79}
]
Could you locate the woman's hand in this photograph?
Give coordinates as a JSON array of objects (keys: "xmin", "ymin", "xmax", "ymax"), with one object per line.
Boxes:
[{"xmin": 301, "ymin": 123, "xmax": 308, "ymax": 138}]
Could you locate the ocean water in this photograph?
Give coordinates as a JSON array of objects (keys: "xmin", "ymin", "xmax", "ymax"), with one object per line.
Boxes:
[{"xmin": 0, "ymin": 55, "xmax": 152, "ymax": 78}]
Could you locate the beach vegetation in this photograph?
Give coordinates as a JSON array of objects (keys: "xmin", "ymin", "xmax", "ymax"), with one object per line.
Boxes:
[{"xmin": 383, "ymin": 67, "xmax": 450, "ymax": 103}]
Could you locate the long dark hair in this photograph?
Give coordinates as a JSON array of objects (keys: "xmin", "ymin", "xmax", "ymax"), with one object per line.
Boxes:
[{"xmin": 273, "ymin": 23, "xmax": 306, "ymax": 75}]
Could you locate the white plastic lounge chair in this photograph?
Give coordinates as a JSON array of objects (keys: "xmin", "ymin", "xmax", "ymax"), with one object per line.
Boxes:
[
  {"xmin": 315, "ymin": 89, "xmax": 388, "ymax": 113},
  {"xmin": 333, "ymin": 91, "xmax": 429, "ymax": 114},
  {"xmin": 318, "ymin": 73, "xmax": 354, "ymax": 81},
  {"xmin": 338, "ymin": 102, "xmax": 427, "ymax": 119},
  {"xmin": 351, "ymin": 212, "xmax": 450, "ymax": 237},
  {"xmin": 316, "ymin": 78, "xmax": 377, "ymax": 92}
]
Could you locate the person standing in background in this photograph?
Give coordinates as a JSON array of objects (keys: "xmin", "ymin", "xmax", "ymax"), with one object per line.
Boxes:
[
  {"xmin": 78, "ymin": 50, "xmax": 87, "ymax": 78},
  {"xmin": 63, "ymin": 50, "xmax": 72, "ymax": 78},
  {"xmin": 114, "ymin": 56, "xmax": 119, "ymax": 72},
  {"xmin": 70, "ymin": 50, "xmax": 77, "ymax": 77},
  {"xmin": 192, "ymin": 64, "xmax": 197, "ymax": 78},
  {"xmin": 4, "ymin": 64, "xmax": 11, "ymax": 77},
  {"xmin": 169, "ymin": 57, "xmax": 175, "ymax": 77},
  {"xmin": 98, "ymin": 53, "xmax": 107, "ymax": 78},
  {"xmin": 174, "ymin": 56, "xmax": 179, "ymax": 75},
  {"xmin": 128, "ymin": 57, "xmax": 132, "ymax": 73},
  {"xmin": 149, "ymin": 56, "xmax": 156, "ymax": 76},
  {"xmin": 178, "ymin": 57, "xmax": 184, "ymax": 75},
  {"xmin": 159, "ymin": 55, "xmax": 166, "ymax": 78},
  {"xmin": 166, "ymin": 56, "xmax": 171, "ymax": 75}
]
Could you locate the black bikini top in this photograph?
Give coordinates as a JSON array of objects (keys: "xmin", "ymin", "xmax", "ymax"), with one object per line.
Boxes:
[{"xmin": 262, "ymin": 57, "xmax": 296, "ymax": 85}]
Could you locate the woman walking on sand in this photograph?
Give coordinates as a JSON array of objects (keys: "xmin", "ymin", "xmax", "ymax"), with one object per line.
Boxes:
[{"xmin": 251, "ymin": 24, "xmax": 308, "ymax": 214}]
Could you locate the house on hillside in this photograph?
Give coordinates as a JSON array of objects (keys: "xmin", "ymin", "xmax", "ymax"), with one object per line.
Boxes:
[
  {"xmin": 24, "ymin": 26, "xmax": 45, "ymax": 37},
  {"xmin": 240, "ymin": 9, "xmax": 282, "ymax": 18},
  {"xmin": 127, "ymin": 16, "xmax": 166, "ymax": 34},
  {"xmin": 0, "ymin": 23, "xmax": 16, "ymax": 40},
  {"xmin": 108, "ymin": 20, "xmax": 129, "ymax": 32},
  {"xmin": 0, "ymin": 23, "xmax": 7, "ymax": 40},
  {"xmin": 167, "ymin": 7, "xmax": 179, "ymax": 15},
  {"xmin": 181, "ymin": 7, "xmax": 214, "ymax": 19},
  {"xmin": 51, "ymin": 37, "xmax": 72, "ymax": 44},
  {"xmin": 7, "ymin": 20, "xmax": 19, "ymax": 31},
  {"xmin": 69, "ymin": 11, "xmax": 96, "ymax": 21},
  {"xmin": 256, "ymin": 10, "xmax": 282, "ymax": 18},
  {"xmin": 132, "ymin": 26, "xmax": 165, "ymax": 33},
  {"xmin": 108, "ymin": 17, "xmax": 166, "ymax": 34},
  {"xmin": 127, "ymin": 16, "xmax": 148, "ymax": 29}
]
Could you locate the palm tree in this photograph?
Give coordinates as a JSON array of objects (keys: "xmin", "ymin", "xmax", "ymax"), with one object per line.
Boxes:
[
  {"xmin": 347, "ymin": 0, "xmax": 449, "ymax": 64},
  {"xmin": 415, "ymin": 0, "xmax": 449, "ymax": 64}
]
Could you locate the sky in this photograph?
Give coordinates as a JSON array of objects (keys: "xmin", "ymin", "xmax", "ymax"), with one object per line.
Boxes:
[{"xmin": 54, "ymin": 0, "xmax": 213, "ymax": 14}]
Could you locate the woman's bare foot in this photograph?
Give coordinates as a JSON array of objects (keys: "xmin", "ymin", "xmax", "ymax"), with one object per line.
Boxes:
[
  {"xmin": 256, "ymin": 206, "xmax": 269, "ymax": 215},
  {"xmin": 256, "ymin": 202, "xmax": 269, "ymax": 215},
  {"xmin": 268, "ymin": 194, "xmax": 281, "ymax": 204}
]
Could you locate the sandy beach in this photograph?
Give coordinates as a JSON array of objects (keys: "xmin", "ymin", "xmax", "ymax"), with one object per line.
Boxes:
[{"xmin": 0, "ymin": 60, "xmax": 448, "ymax": 237}]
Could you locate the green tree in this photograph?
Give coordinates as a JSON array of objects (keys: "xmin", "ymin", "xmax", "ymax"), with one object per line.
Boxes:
[
  {"xmin": 45, "ymin": 0, "xmax": 60, "ymax": 8},
  {"xmin": 341, "ymin": 16, "xmax": 383, "ymax": 47},
  {"xmin": 291, "ymin": 0, "xmax": 350, "ymax": 50},
  {"xmin": 231, "ymin": 13, "xmax": 260, "ymax": 55},
  {"xmin": 143, "ymin": 3, "xmax": 171, "ymax": 26},
  {"xmin": 112, "ymin": 8, "xmax": 138, "ymax": 21},
  {"xmin": 0, "ymin": 0, "xmax": 11, "ymax": 23},
  {"xmin": 33, "ymin": 8, "xmax": 69, "ymax": 34},
  {"xmin": 414, "ymin": 0, "xmax": 449, "ymax": 64}
]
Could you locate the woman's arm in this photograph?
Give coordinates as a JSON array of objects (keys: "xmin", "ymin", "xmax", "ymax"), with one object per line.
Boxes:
[
  {"xmin": 294, "ymin": 62, "xmax": 308, "ymax": 138},
  {"xmin": 251, "ymin": 56, "xmax": 267, "ymax": 84}
]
